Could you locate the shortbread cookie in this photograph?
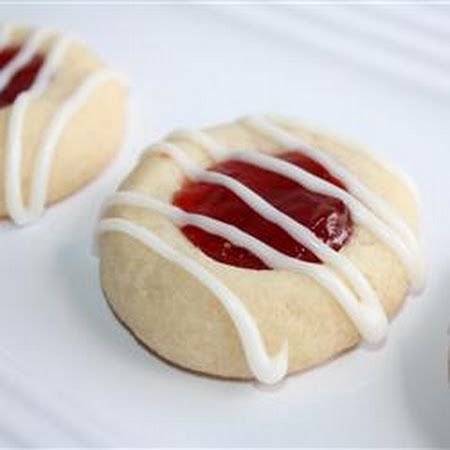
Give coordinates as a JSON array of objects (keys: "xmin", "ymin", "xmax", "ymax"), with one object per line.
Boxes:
[
  {"xmin": 0, "ymin": 24, "xmax": 127, "ymax": 225},
  {"xmin": 98, "ymin": 115, "xmax": 424, "ymax": 384}
]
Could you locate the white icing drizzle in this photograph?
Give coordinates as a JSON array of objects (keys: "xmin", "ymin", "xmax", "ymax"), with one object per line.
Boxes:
[
  {"xmin": 103, "ymin": 191, "xmax": 387, "ymax": 342},
  {"xmin": 146, "ymin": 141, "xmax": 386, "ymax": 338},
  {"xmin": 99, "ymin": 216, "xmax": 288, "ymax": 385},
  {"xmin": 1, "ymin": 25, "xmax": 125, "ymax": 225},
  {"xmin": 240, "ymin": 115, "xmax": 425, "ymax": 292},
  {"xmin": 0, "ymin": 28, "xmax": 52, "ymax": 92},
  {"xmin": 170, "ymin": 127, "xmax": 424, "ymax": 292},
  {"xmin": 98, "ymin": 117, "xmax": 423, "ymax": 384},
  {"xmin": 268, "ymin": 115, "xmax": 422, "ymax": 203}
]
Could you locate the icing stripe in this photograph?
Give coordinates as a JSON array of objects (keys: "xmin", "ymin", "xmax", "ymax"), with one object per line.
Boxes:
[
  {"xmin": 4, "ymin": 35, "xmax": 72, "ymax": 224},
  {"xmin": 230, "ymin": 151, "xmax": 418, "ymax": 278},
  {"xmin": 1, "ymin": 27, "xmax": 125, "ymax": 225},
  {"xmin": 0, "ymin": 28, "xmax": 52, "ymax": 92},
  {"xmin": 103, "ymin": 190, "xmax": 388, "ymax": 342},
  {"xmin": 269, "ymin": 115, "xmax": 422, "ymax": 202},
  {"xmin": 170, "ymin": 128, "xmax": 421, "ymax": 290},
  {"xmin": 146, "ymin": 142, "xmax": 384, "ymax": 327},
  {"xmin": 98, "ymin": 217, "xmax": 288, "ymax": 385},
  {"xmin": 241, "ymin": 115, "xmax": 425, "ymax": 291}
]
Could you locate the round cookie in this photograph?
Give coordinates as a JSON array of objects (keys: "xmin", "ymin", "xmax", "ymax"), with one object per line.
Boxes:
[
  {"xmin": 98, "ymin": 115, "xmax": 424, "ymax": 384},
  {"xmin": 0, "ymin": 24, "xmax": 127, "ymax": 225}
]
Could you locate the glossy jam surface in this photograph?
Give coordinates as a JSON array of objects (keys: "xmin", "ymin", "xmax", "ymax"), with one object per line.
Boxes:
[
  {"xmin": 173, "ymin": 151, "xmax": 353, "ymax": 269},
  {"xmin": 0, "ymin": 46, "xmax": 44, "ymax": 108}
]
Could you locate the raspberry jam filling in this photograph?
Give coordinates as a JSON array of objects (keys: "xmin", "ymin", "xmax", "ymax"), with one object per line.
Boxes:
[
  {"xmin": 173, "ymin": 152, "xmax": 353, "ymax": 270},
  {"xmin": 0, "ymin": 46, "xmax": 44, "ymax": 108}
]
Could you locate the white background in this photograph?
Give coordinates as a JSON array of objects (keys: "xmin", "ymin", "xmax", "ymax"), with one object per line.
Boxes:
[{"xmin": 0, "ymin": 3, "xmax": 449, "ymax": 447}]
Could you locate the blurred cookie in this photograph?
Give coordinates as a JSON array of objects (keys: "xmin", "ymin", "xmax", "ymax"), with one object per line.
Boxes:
[{"xmin": 0, "ymin": 24, "xmax": 127, "ymax": 225}]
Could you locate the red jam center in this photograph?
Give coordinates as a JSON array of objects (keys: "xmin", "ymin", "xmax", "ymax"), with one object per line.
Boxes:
[
  {"xmin": 173, "ymin": 151, "xmax": 353, "ymax": 270},
  {"xmin": 0, "ymin": 46, "xmax": 44, "ymax": 108}
]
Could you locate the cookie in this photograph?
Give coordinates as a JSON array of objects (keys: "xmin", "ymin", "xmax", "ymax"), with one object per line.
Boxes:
[
  {"xmin": 98, "ymin": 115, "xmax": 425, "ymax": 384},
  {"xmin": 0, "ymin": 24, "xmax": 127, "ymax": 225}
]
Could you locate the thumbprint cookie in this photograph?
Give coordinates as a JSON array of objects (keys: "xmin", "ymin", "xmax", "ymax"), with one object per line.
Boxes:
[
  {"xmin": 0, "ymin": 24, "xmax": 127, "ymax": 225},
  {"xmin": 98, "ymin": 115, "xmax": 425, "ymax": 384}
]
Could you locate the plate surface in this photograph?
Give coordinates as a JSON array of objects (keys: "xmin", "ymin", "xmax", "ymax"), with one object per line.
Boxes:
[{"xmin": 0, "ymin": 4, "xmax": 449, "ymax": 447}]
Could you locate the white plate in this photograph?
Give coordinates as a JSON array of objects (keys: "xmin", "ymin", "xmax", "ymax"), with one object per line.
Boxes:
[{"xmin": 0, "ymin": 4, "xmax": 449, "ymax": 447}]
